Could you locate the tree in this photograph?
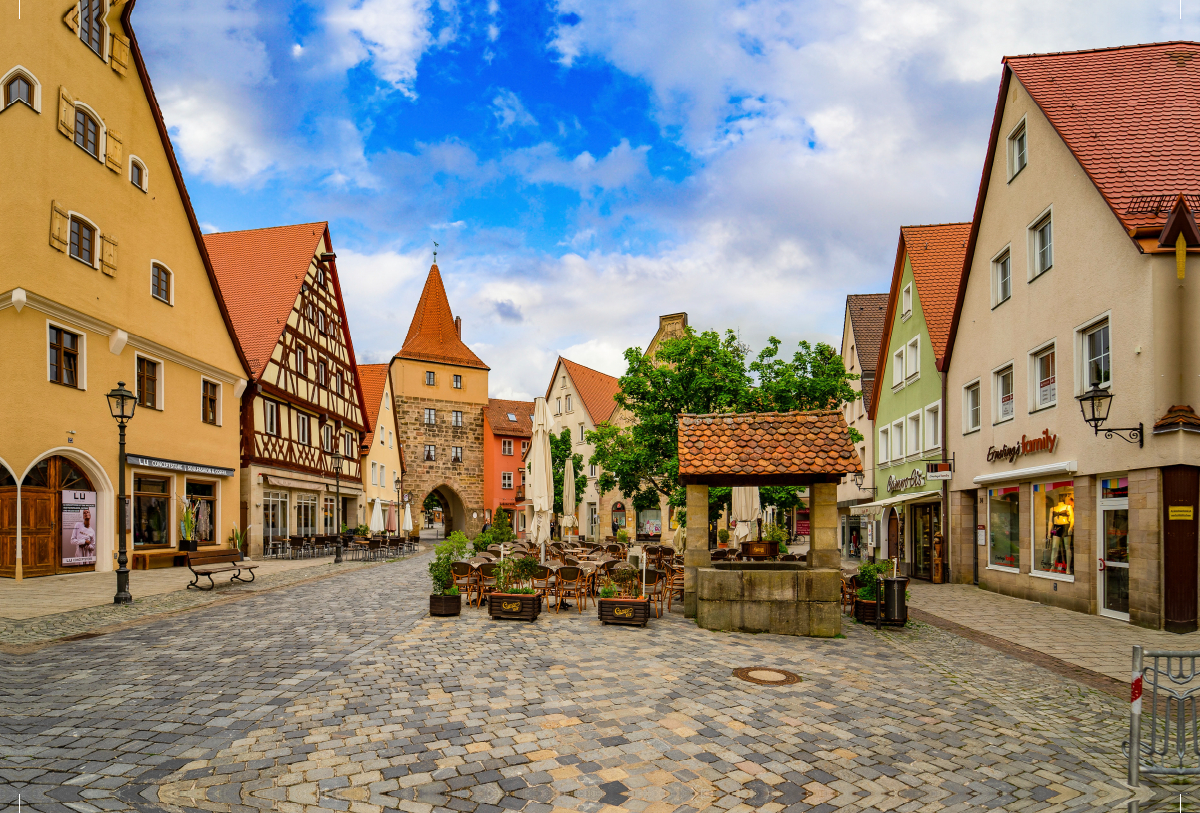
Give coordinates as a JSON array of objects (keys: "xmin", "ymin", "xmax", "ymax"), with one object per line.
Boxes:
[
  {"xmin": 550, "ymin": 428, "xmax": 588, "ymax": 516},
  {"xmin": 590, "ymin": 327, "xmax": 860, "ymax": 512}
]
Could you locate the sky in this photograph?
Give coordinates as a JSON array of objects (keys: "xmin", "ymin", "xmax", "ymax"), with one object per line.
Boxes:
[{"xmin": 135, "ymin": 0, "xmax": 1200, "ymax": 400}]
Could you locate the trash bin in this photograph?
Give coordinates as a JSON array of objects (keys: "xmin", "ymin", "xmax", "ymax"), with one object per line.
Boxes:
[{"xmin": 883, "ymin": 576, "xmax": 909, "ymax": 623}]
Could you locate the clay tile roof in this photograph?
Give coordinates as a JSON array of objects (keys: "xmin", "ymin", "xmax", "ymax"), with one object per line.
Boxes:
[
  {"xmin": 1154, "ymin": 404, "xmax": 1200, "ymax": 433},
  {"xmin": 900, "ymin": 223, "xmax": 971, "ymax": 359},
  {"xmin": 1007, "ymin": 42, "xmax": 1200, "ymax": 233},
  {"xmin": 358, "ymin": 364, "xmax": 391, "ymax": 450},
  {"xmin": 485, "ymin": 398, "xmax": 535, "ymax": 438},
  {"xmin": 203, "ymin": 222, "xmax": 327, "ymax": 379},
  {"xmin": 677, "ymin": 411, "xmax": 863, "ymax": 481},
  {"xmin": 549, "ymin": 358, "xmax": 621, "ymax": 424},
  {"xmin": 398, "ymin": 265, "xmax": 489, "ymax": 370},
  {"xmin": 845, "ymin": 293, "xmax": 888, "ymax": 412}
]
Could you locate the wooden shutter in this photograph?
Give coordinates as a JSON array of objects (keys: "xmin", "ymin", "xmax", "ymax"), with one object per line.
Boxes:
[
  {"xmin": 110, "ymin": 33, "xmax": 131, "ymax": 76},
  {"xmin": 105, "ymin": 129, "xmax": 122, "ymax": 172},
  {"xmin": 57, "ymin": 87, "xmax": 74, "ymax": 138},
  {"xmin": 49, "ymin": 201, "xmax": 69, "ymax": 253},
  {"xmin": 101, "ymin": 233, "xmax": 117, "ymax": 276},
  {"xmin": 62, "ymin": 3, "xmax": 80, "ymax": 35}
]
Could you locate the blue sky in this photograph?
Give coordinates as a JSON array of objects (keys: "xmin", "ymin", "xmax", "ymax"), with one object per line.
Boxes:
[{"xmin": 136, "ymin": 0, "xmax": 1200, "ymax": 399}]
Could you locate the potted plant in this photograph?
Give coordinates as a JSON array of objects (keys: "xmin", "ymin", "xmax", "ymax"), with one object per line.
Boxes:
[
  {"xmin": 228, "ymin": 525, "xmax": 249, "ymax": 560},
  {"xmin": 853, "ymin": 560, "xmax": 907, "ymax": 625},
  {"xmin": 428, "ymin": 531, "xmax": 471, "ymax": 617},
  {"xmin": 717, "ymin": 528, "xmax": 730, "ymax": 549},
  {"xmin": 487, "ymin": 555, "xmax": 542, "ymax": 621},
  {"xmin": 597, "ymin": 564, "xmax": 650, "ymax": 627},
  {"xmin": 178, "ymin": 497, "xmax": 199, "ymax": 552}
]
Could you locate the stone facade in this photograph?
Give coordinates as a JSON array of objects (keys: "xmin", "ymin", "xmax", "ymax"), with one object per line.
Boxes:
[{"xmin": 396, "ymin": 393, "xmax": 485, "ymax": 537}]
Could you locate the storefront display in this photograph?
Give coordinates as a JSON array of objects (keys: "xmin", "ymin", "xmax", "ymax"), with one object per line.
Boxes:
[
  {"xmin": 1032, "ymin": 480, "xmax": 1074, "ymax": 576},
  {"xmin": 185, "ymin": 481, "xmax": 216, "ymax": 544},
  {"xmin": 134, "ymin": 476, "xmax": 171, "ymax": 547},
  {"xmin": 61, "ymin": 490, "xmax": 98, "ymax": 566},
  {"xmin": 912, "ymin": 502, "xmax": 940, "ymax": 579},
  {"xmin": 988, "ymin": 486, "xmax": 1020, "ymax": 569}
]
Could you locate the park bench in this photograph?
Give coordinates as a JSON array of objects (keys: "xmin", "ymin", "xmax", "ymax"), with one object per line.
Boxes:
[{"xmin": 186, "ymin": 550, "xmax": 257, "ymax": 591}]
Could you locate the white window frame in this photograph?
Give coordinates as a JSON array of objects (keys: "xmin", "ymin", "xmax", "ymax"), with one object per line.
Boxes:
[
  {"xmin": 1007, "ymin": 117, "xmax": 1028, "ymax": 180},
  {"xmin": 502, "ymin": 439, "xmax": 513, "ymax": 456},
  {"xmin": 878, "ymin": 426, "xmax": 890, "ymax": 464},
  {"xmin": 201, "ymin": 376, "xmax": 222, "ymax": 427},
  {"xmin": 1029, "ymin": 340, "xmax": 1057, "ymax": 411},
  {"xmin": 924, "ymin": 401, "xmax": 941, "ymax": 451},
  {"xmin": 76, "ymin": 0, "xmax": 112, "ymax": 59},
  {"xmin": 295, "ymin": 346, "xmax": 306, "ymax": 378},
  {"xmin": 987, "ymin": 485, "xmax": 1022, "ymax": 574},
  {"xmin": 906, "ymin": 410, "xmax": 921, "ymax": 457},
  {"xmin": 906, "ymin": 336, "xmax": 920, "ymax": 381},
  {"xmin": 1028, "ymin": 206, "xmax": 1053, "ymax": 280},
  {"xmin": 371, "ymin": 461, "xmax": 377, "ymax": 486},
  {"xmin": 892, "ymin": 347, "xmax": 905, "ymax": 388},
  {"xmin": 963, "ymin": 378, "xmax": 981, "ymax": 433},
  {"xmin": 322, "ymin": 422, "xmax": 332, "ymax": 451},
  {"xmin": 901, "ymin": 283, "xmax": 913, "ymax": 320},
  {"xmin": 71, "ymin": 101, "xmax": 108, "ymax": 163},
  {"xmin": 589, "ymin": 463, "xmax": 597, "ymax": 478},
  {"xmin": 1076, "ymin": 313, "xmax": 1112, "ymax": 394},
  {"xmin": 993, "ymin": 361, "xmax": 1015, "ymax": 425},
  {"xmin": 149, "ymin": 259, "xmax": 174, "ymax": 305},
  {"xmin": 128, "ymin": 154, "xmax": 148, "ymax": 191},
  {"xmin": 134, "ymin": 350, "xmax": 165, "ymax": 410},
  {"xmin": 1, "ymin": 65, "xmax": 42, "ymax": 112},
  {"xmin": 578, "ymin": 423, "xmax": 585, "ymax": 443},
  {"xmin": 556, "ymin": 397, "xmax": 562, "ymax": 414},
  {"xmin": 67, "ymin": 210, "xmax": 102, "ymax": 269},
  {"xmin": 296, "ymin": 413, "xmax": 310, "ymax": 446},
  {"xmin": 566, "ymin": 394, "xmax": 573, "ymax": 412},
  {"xmin": 45, "ymin": 319, "xmax": 87, "ymax": 390},
  {"xmin": 502, "ymin": 471, "xmax": 513, "ymax": 489},
  {"xmin": 389, "ymin": 431, "xmax": 393, "ymax": 448},
  {"xmin": 991, "ymin": 245, "xmax": 1012, "ymax": 307},
  {"xmin": 891, "ymin": 419, "xmax": 904, "ymax": 462},
  {"xmin": 1030, "ymin": 477, "xmax": 1076, "ymax": 583},
  {"xmin": 264, "ymin": 399, "xmax": 279, "ymax": 436}
]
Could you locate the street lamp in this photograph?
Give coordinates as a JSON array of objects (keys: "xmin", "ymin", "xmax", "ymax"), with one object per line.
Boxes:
[
  {"xmin": 1076, "ymin": 385, "xmax": 1143, "ymax": 447},
  {"xmin": 852, "ymin": 469, "xmax": 876, "ymax": 497},
  {"xmin": 106, "ymin": 381, "xmax": 136, "ymax": 605},
  {"xmin": 332, "ymin": 445, "xmax": 343, "ymax": 563},
  {"xmin": 394, "ymin": 474, "xmax": 402, "ymax": 539}
]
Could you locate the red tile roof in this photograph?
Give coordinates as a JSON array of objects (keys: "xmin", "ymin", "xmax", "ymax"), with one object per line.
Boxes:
[
  {"xmin": 678, "ymin": 411, "xmax": 862, "ymax": 483},
  {"xmin": 359, "ymin": 363, "xmax": 391, "ymax": 450},
  {"xmin": 845, "ymin": 293, "xmax": 888, "ymax": 412},
  {"xmin": 548, "ymin": 358, "xmax": 621, "ymax": 424},
  {"xmin": 203, "ymin": 222, "xmax": 328, "ymax": 379},
  {"xmin": 398, "ymin": 265, "xmax": 489, "ymax": 370},
  {"xmin": 485, "ymin": 399, "xmax": 535, "ymax": 438},
  {"xmin": 1154, "ymin": 404, "xmax": 1200, "ymax": 432}
]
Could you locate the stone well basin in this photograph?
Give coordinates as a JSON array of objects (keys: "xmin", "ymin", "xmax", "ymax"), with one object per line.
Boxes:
[{"xmin": 696, "ymin": 562, "xmax": 841, "ymax": 638}]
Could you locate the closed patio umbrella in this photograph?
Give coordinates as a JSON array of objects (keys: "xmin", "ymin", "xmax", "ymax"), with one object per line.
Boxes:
[
  {"xmin": 402, "ymin": 503, "xmax": 413, "ymax": 535},
  {"xmin": 529, "ymin": 397, "xmax": 553, "ymax": 563},
  {"xmin": 386, "ymin": 502, "xmax": 397, "ymax": 533},
  {"xmin": 561, "ymin": 456, "xmax": 577, "ymax": 540},
  {"xmin": 369, "ymin": 498, "xmax": 384, "ymax": 533},
  {"xmin": 731, "ymin": 487, "xmax": 761, "ymax": 545}
]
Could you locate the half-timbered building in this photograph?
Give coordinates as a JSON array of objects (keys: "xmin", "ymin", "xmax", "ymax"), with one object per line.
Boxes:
[{"xmin": 205, "ymin": 223, "xmax": 368, "ymax": 557}]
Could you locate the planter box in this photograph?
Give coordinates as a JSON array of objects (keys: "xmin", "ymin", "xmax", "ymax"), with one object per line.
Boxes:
[
  {"xmin": 430, "ymin": 594, "xmax": 462, "ymax": 617},
  {"xmin": 488, "ymin": 592, "xmax": 541, "ymax": 622},
  {"xmin": 178, "ymin": 538, "xmax": 199, "ymax": 553},
  {"xmin": 598, "ymin": 597, "xmax": 650, "ymax": 627},
  {"xmin": 853, "ymin": 597, "xmax": 905, "ymax": 627}
]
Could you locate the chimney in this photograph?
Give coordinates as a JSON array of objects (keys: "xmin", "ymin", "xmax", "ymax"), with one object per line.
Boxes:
[{"xmin": 455, "ymin": 316, "xmax": 461, "ymax": 338}]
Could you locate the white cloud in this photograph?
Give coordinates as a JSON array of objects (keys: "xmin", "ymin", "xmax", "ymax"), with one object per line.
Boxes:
[
  {"xmin": 325, "ymin": 0, "xmax": 438, "ymax": 96},
  {"xmin": 492, "ymin": 89, "xmax": 538, "ymax": 129},
  {"xmin": 505, "ymin": 139, "xmax": 649, "ymax": 194}
]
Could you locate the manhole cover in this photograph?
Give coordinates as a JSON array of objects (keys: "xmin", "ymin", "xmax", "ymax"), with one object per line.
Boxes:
[{"xmin": 732, "ymin": 667, "xmax": 801, "ymax": 685}]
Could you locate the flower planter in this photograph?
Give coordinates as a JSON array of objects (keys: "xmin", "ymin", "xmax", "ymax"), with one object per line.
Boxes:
[
  {"xmin": 179, "ymin": 538, "xmax": 198, "ymax": 553},
  {"xmin": 598, "ymin": 596, "xmax": 650, "ymax": 627},
  {"xmin": 430, "ymin": 594, "xmax": 462, "ymax": 617},
  {"xmin": 487, "ymin": 592, "xmax": 541, "ymax": 622},
  {"xmin": 853, "ymin": 597, "xmax": 905, "ymax": 627}
]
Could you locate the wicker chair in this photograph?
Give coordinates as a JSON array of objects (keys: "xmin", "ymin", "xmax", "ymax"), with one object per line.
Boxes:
[
  {"xmin": 476, "ymin": 562, "xmax": 499, "ymax": 607},
  {"xmin": 451, "ymin": 561, "xmax": 477, "ymax": 605},
  {"xmin": 555, "ymin": 566, "xmax": 588, "ymax": 614}
]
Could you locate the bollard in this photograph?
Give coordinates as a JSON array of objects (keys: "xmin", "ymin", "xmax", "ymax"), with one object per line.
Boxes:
[
  {"xmin": 1129, "ymin": 645, "xmax": 1143, "ymax": 787},
  {"xmin": 875, "ymin": 574, "xmax": 882, "ymax": 631}
]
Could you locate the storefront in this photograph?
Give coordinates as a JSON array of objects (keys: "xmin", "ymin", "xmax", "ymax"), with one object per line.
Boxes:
[
  {"xmin": 252, "ymin": 469, "xmax": 363, "ymax": 554},
  {"xmin": 853, "ymin": 466, "xmax": 945, "ymax": 580}
]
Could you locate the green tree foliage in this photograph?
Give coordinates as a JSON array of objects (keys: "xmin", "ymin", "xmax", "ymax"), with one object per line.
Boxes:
[{"xmin": 550, "ymin": 428, "xmax": 588, "ymax": 515}]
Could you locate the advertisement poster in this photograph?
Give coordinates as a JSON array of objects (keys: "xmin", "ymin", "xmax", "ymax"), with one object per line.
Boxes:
[{"xmin": 62, "ymin": 490, "xmax": 98, "ymax": 566}]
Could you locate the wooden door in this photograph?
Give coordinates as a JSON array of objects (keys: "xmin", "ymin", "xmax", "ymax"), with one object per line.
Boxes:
[
  {"xmin": 1163, "ymin": 466, "xmax": 1199, "ymax": 633},
  {"xmin": 887, "ymin": 512, "xmax": 899, "ymax": 561},
  {"xmin": 20, "ymin": 488, "xmax": 57, "ymax": 578},
  {"xmin": 0, "ymin": 488, "xmax": 16, "ymax": 578}
]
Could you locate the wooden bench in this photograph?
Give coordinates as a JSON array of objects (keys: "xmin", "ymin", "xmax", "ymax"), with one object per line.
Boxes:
[
  {"xmin": 132, "ymin": 549, "xmax": 187, "ymax": 570},
  {"xmin": 186, "ymin": 550, "xmax": 258, "ymax": 591}
]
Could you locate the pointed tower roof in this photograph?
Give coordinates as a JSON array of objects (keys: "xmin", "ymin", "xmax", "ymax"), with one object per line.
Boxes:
[{"xmin": 397, "ymin": 265, "xmax": 489, "ymax": 369}]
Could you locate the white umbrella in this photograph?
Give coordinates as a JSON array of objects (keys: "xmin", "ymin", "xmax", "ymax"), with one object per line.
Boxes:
[
  {"xmin": 530, "ymin": 397, "xmax": 553, "ymax": 563},
  {"xmin": 561, "ymin": 456, "xmax": 577, "ymax": 539},
  {"xmin": 402, "ymin": 503, "xmax": 413, "ymax": 534},
  {"xmin": 368, "ymin": 499, "xmax": 384, "ymax": 533},
  {"xmin": 731, "ymin": 487, "xmax": 761, "ymax": 545}
]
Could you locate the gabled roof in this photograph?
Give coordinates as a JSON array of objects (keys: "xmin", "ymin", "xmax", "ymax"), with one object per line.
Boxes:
[
  {"xmin": 485, "ymin": 398, "xmax": 535, "ymax": 438},
  {"xmin": 845, "ymin": 293, "xmax": 888, "ymax": 412},
  {"xmin": 203, "ymin": 222, "xmax": 328, "ymax": 379},
  {"xmin": 398, "ymin": 265, "xmax": 489, "ymax": 370},
  {"xmin": 869, "ymin": 223, "xmax": 970, "ymax": 419},
  {"xmin": 359, "ymin": 363, "xmax": 391, "ymax": 450},
  {"xmin": 547, "ymin": 358, "xmax": 620, "ymax": 425}
]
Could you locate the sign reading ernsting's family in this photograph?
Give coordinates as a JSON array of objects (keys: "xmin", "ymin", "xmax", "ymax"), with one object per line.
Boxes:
[
  {"xmin": 986, "ymin": 429, "xmax": 1059, "ymax": 464},
  {"xmin": 62, "ymin": 490, "xmax": 98, "ymax": 566}
]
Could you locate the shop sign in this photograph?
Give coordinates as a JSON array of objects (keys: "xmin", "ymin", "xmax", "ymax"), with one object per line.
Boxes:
[
  {"xmin": 887, "ymin": 469, "xmax": 926, "ymax": 493},
  {"xmin": 62, "ymin": 490, "xmax": 98, "ymax": 566},
  {"xmin": 127, "ymin": 454, "xmax": 235, "ymax": 478},
  {"xmin": 926, "ymin": 461, "xmax": 953, "ymax": 481},
  {"xmin": 1169, "ymin": 506, "xmax": 1195, "ymax": 521},
  {"xmin": 986, "ymin": 429, "xmax": 1058, "ymax": 464}
]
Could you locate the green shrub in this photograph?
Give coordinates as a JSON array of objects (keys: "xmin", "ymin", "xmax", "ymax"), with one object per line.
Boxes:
[
  {"xmin": 717, "ymin": 528, "xmax": 730, "ymax": 544},
  {"xmin": 472, "ymin": 529, "xmax": 493, "ymax": 553},
  {"xmin": 616, "ymin": 529, "xmax": 629, "ymax": 545},
  {"xmin": 491, "ymin": 508, "xmax": 516, "ymax": 546},
  {"xmin": 428, "ymin": 532, "xmax": 472, "ymax": 596},
  {"xmin": 599, "ymin": 584, "xmax": 618, "ymax": 598},
  {"xmin": 855, "ymin": 560, "xmax": 894, "ymax": 601}
]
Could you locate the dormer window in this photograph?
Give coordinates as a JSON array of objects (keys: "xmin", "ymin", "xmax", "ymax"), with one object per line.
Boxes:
[{"xmin": 507, "ymin": 413, "xmax": 516, "ymax": 421}]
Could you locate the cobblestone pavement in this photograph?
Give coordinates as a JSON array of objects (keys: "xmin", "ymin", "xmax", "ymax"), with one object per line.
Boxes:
[{"xmin": 0, "ymin": 550, "xmax": 1164, "ymax": 813}]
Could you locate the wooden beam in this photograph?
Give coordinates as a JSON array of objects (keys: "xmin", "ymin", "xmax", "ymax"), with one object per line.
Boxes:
[{"xmin": 678, "ymin": 473, "xmax": 845, "ymax": 487}]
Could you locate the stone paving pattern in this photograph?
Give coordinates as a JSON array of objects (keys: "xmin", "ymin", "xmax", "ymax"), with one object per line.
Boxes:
[{"xmin": 0, "ymin": 550, "xmax": 1164, "ymax": 813}]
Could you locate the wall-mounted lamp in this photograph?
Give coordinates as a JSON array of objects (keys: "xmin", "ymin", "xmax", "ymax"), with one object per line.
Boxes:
[{"xmin": 1076, "ymin": 385, "xmax": 1143, "ymax": 447}]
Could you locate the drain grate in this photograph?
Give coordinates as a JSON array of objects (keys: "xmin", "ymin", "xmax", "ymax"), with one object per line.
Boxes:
[{"xmin": 732, "ymin": 667, "xmax": 801, "ymax": 686}]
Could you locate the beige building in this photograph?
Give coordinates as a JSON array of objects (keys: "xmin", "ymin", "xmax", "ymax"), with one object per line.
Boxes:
[
  {"xmin": 944, "ymin": 43, "xmax": 1200, "ymax": 631},
  {"xmin": 359, "ymin": 364, "xmax": 406, "ymax": 532},
  {"xmin": 0, "ymin": 1, "xmax": 249, "ymax": 578}
]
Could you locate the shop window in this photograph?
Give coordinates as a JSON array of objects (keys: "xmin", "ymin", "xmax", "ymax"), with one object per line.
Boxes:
[
  {"xmin": 1031, "ymin": 213, "xmax": 1053, "ymax": 278},
  {"xmin": 612, "ymin": 502, "xmax": 626, "ymax": 529},
  {"xmin": 1034, "ymin": 346, "xmax": 1056, "ymax": 408},
  {"xmin": 202, "ymin": 380, "xmax": 219, "ymax": 425},
  {"xmin": 134, "ymin": 475, "xmax": 170, "ymax": 547},
  {"xmin": 993, "ymin": 249, "xmax": 1011, "ymax": 305},
  {"xmin": 185, "ymin": 481, "xmax": 215, "ymax": 544},
  {"xmin": 424, "ymin": 408, "xmax": 436, "ymax": 425},
  {"xmin": 296, "ymin": 494, "xmax": 317, "ymax": 536},
  {"xmin": 265, "ymin": 400, "xmax": 279, "ymax": 436},
  {"xmin": 136, "ymin": 356, "xmax": 159, "ymax": 409},
  {"xmin": 48, "ymin": 325, "xmax": 80, "ymax": 388},
  {"xmin": 451, "ymin": 446, "xmax": 463, "ymax": 463},
  {"xmin": 1032, "ymin": 480, "xmax": 1074, "ymax": 576},
  {"xmin": 453, "ymin": 410, "xmax": 463, "ymax": 427},
  {"xmin": 263, "ymin": 490, "xmax": 289, "ymax": 545},
  {"xmin": 1100, "ymin": 477, "xmax": 1130, "ymax": 616},
  {"xmin": 1084, "ymin": 321, "xmax": 1111, "ymax": 389},
  {"xmin": 963, "ymin": 381, "xmax": 980, "ymax": 432},
  {"xmin": 988, "ymin": 486, "xmax": 1020, "ymax": 569},
  {"xmin": 453, "ymin": 374, "xmax": 462, "ymax": 389},
  {"xmin": 994, "ymin": 365, "xmax": 1014, "ymax": 422},
  {"xmin": 924, "ymin": 403, "xmax": 940, "ymax": 449},
  {"xmin": 878, "ymin": 427, "xmax": 889, "ymax": 463},
  {"xmin": 502, "ymin": 471, "xmax": 513, "ymax": 489},
  {"xmin": 907, "ymin": 412, "xmax": 920, "ymax": 455},
  {"xmin": 69, "ymin": 216, "xmax": 96, "ymax": 265},
  {"xmin": 502, "ymin": 439, "xmax": 513, "ymax": 456},
  {"xmin": 901, "ymin": 284, "xmax": 912, "ymax": 320},
  {"xmin": 130, "ymin": 157, "xmax": 147, "ymax": 190},
  {"xmin": 1008, "ymin": 120, "xmax": 1028, "ymax": 178},
  {"xmin": 323, "ymin": 496, "xmax": 336, "ymax": 534}
]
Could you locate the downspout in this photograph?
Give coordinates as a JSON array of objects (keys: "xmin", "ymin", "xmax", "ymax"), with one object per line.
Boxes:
[{"xmin": 941, "ymin": 365, "xmax": 949, "ymax": 583}]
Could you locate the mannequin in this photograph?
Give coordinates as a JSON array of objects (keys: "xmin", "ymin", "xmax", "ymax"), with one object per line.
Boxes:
[{"xmin": 1049, "ymin": 497, "xmax": 1074, "ymax": 573}]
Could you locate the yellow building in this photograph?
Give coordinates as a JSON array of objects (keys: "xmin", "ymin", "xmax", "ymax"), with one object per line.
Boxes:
[
  {"xmin": 0, "ymin": 1, "xmax": 249, "ymax": 578},
  {"xmin": 359, "ymin": 364, "xmax": 406, "ymax": 532}
]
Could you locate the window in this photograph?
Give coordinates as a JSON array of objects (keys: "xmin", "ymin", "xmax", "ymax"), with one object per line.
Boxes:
[
  {"xmin": 901, "ymin": 284, "xmax": 912, "ymax": 319},
  {"xmin": 995, "ymin": 366, "xmax": 1014, "ymax": 422},
  {"xmin": 589, "ymin": 464, "xmax": 597, "ymax": 478},
  {"xmin": 424, "ymin": 445, "xmax": 436, "ymax": 462},
  {"xmin": 202, "ymin": 381, "xmax": 219, "ymax": 425},
  {"xmin": 964, "ymin": 381, "xmax": 981, "ymax": 432},
  {"xmin": 80, "ymin": 0, "xmax": 106, "ymax": 55},
  {"xmin": 4, "ymin": 74, "xmax": 31, "ymax": 108},
  {"xmin": 130, "ymin": 157, "xmax": 147, "ymax": 191},
  {"xmin": 322, "ymin": 423, "xmax": 333, "ymax": 451},
  {"xmin": 136, "ymin": 357, "xmax": 158, "ymax": 408},
  {"xmin": 371, "ymin": 461, "xmax": 378, "ymax": 485},
  {"xmin": 317, "ymin": 311, "xmax": 325, "ymax": 334},
  {"xmin": 907, "ymin": 413, "xmax": 920, "ymax": 456},
  {"xmin": 502, "ymin": 471, "xmax": 513, "ymax": 489},
  {"xmin": 323, "ymin": 496, "xmax": 336, "ymax": 534},
  {"xmin": 521, "ymin": 441, "xmax": 529, "ymax": 456},
  {"xmin": 133, "ymin": 475, "xmax": 170, "ymax": 547},
  {"xmin": 1032, "ymin": 214, "xmax": 1053, "ymax": 277},
  {"xmin": 924, "ymin": 402, "xmax": 940, "ymax": 450},
  {"xmin": 988, "ymin": 486, "xmax": 1020, "ymax": 569},
  {"xmin": 424, "ymin": 408, "xmax": 436, "ymax": 425},
  {"xmin": 69, "ymin": 217, "xmax": 95, "ymax": 265},
  {"xmin": 892, "ymin": 348, "xmax": 905, "ymax": 386},
  {"xmin": 1034, "ymin": 346, "xmax": 1056, "ymax": 408},
  {"xmin": 1085, "ymin": 321, "xmax": 1111, "ymax": 388},
  {"xmin": 316, "ymin": 268, "xmax": 326, "ymax": 288},
  {"xmin": 1032, "ymin": 480, "xmax": 1074, "ymax": 577},
  {"xmin": 891, "ymin": 421, "xmax": 904, "ymax": 461},
  {"xmin": 566, "ymin": 395, "xmax": 573, "ymax": 411},
  {"xmin": 185, "ymin": 481, "xmax": 215, "ymax": 544},
  {"xmin": 343, "ymin": 432, "xmax": 354, "ymax": 457},
  {"xmin": 452, "ymin": 410, "xmax": 463, "ymax": 427},
  {"xmin": 265, "ymin": 400, "xmax": 279, "ymax": 436},
  {"xmin": 295, "ymin": 347, "xmax": 306, "ymax": 377},
  {"xmin": 425, "ymin": 371, "xmax": 435, "ymax": 386},
  {"xmin": 379, "ymin": 426, "xmax": 385, "ymax": 445},
  {"xmin": 151, "ymin": 263, "xmax": 171, "ymax": 303},
  {"xmin": 556, "ymin": 397, "xmax": 562, "ymax": 414},
  {"xmin": 878, "ymin": 427, "xmax": 889, "ymax": 464},
  {"xmin": 502, "ymin": 439, "xmax": 513, "ymax": 456},
  {"xmin": 906, "ymin": 337, "xmax": 919, "ymax": 379},
  {"xmin": 295, "ymin": 493, "xmax": 317, "ymax": 537},
  {"xmin": 451, "ymin": 446, "xmax": 463, "ymax": 463},
  {"xmin": 453, "ymin": 374, "xmax": 462, "ymax": 389},
  {"xmin": 335, "ymin": 372, "xmax": 343, "ymax": 396},
  {"xmin": 318, "ymin": 361, "xmax": 327, "ymax": 387},
  {"xmin": 993, "ymin": 250, "xmax": 1011, "ymax": 305},
  {"xmin": 1009, "ymin": 121, "xmax": 1028, "ymax": 178},
  {"xmin": 263, "ymin": 490, "xmax": 289, "ymax": 545},
  {"xmin": 297, "ymin": 414, "xmax": 310, "ymax": 445},
  {"xmin": 48, "ymin": 326, "xmax": 81, "ymax": 388},
  {"xmin": 579, "ymin": 423, "xmax": 585, "ymax": 442},
  {"xmin": 389, "ymin": 431, "xmax": 393, "ymax": 448},
  {"xmin": 74, "ymin": 108, "xmax": 99, "ymax": 157}
]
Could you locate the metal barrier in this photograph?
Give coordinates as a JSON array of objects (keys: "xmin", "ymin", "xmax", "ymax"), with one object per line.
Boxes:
[{"xmin": 1128, "ymin": 646, "xmax": 1200, "ymax": 786}]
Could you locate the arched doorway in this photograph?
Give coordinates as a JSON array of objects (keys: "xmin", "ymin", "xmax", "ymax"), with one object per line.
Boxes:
[
  {"xmin": 887, "ymin": 508, "xmax": 899, "ymax": 563},
  {"xmin": 425, "ymin": 484, "xmax": 465, "ymax": 536},
  {"xmin": 18, "ymin": 456, "xmax": 97, "ymax": 577}
]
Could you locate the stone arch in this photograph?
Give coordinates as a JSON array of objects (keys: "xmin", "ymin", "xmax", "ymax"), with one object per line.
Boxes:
[
  {"xmin": 20, "ymin": 447, "xmax": 115, "ymax": 573},
  {"xmin": 423, "ymin": 482, "xmax": 466, "ymax": 535}
]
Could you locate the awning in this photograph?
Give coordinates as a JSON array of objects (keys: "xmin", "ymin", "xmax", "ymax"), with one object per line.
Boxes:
[
  {"xmin": 973, "ymin": 460, "xmax": 1077, "ymax": 486},
  {"xmin": 851, "ymin": 490, "xmax": 942, "ymax": 517},
  {"xmin": 261, "ymin": 474, "xmax": 363, "ymax": 495}
]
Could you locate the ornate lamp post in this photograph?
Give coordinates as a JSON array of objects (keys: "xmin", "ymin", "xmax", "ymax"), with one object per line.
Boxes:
[
  {"xmin": 1077, "ymin": 386, "xmax": 1143, "ymax": 447},
  {"xmin": 105, "ymin": 381, "xmax": 136, "ymax": 605},
  {"xmin": 332, "ymin": 446, "xmax": 344, "ymax": 564},
  {"xmin": 394, "ymin": 474, "xmax": 402, "ymax": 538}
]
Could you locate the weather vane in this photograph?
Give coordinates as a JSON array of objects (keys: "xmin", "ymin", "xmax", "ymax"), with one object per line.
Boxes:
[{"xmin": 433, "ymin": 240, "xmax": 438, "ymax": 262}]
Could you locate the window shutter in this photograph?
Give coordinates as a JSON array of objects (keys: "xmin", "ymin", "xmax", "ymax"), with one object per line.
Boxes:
[
  {"xmin": 101, "ymin": 233, "xmax": 117, "ymax": 276},
  {"xmin": 110, "ymin": 33, "xmax": 131, "ymax": 76},
  {"xmin": 62, "ymin": 3, "xmax": 80, "ymax": 35},
  {"xmin": 105, "ymin": 129, "xmax": 123, "ymax": 172},
  {"xmin": 49, "ymin": 201, "xmax": 69, "ymax": 252},
  {"xmin": 57, "ymin": 87, "xmax": 74, "ymax": 138}
]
